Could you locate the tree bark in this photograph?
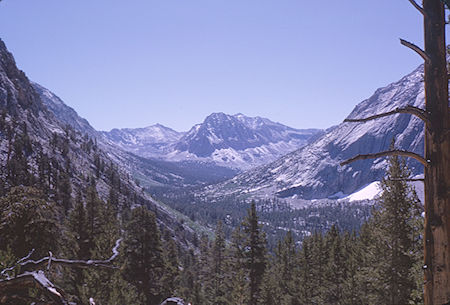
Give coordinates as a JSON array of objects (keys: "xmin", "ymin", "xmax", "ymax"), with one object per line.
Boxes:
[{"xmin": 422, "ymin": 1, "xmax": 450, "ymax": 304}]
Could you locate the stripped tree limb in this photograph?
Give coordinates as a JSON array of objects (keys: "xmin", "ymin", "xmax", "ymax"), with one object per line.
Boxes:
[
  {"xmin": 344, "ymin": 105, "xmax": 431, "ymax": 126},
  {"xmin": 400, "ymin": 39, "xmax": 431, "ymax": 63},
  {"xmin": 0, "ymin": 271, "xmax": 69, "ymax": 305},
  {"xmin": 408, "ymin": 0, "xmax": 426, "ymax": 15},
  {"xmin": 388, "ymin": 178, "xmax": 425, "ymax": 182},
  {"xmin": 0, "ymin": 238, "xmax": 122, "ymax": 304},
  {"xmin": 340, "ymin": 150, "xmax": 429, "ymax": 167},
  {"xmin": 16, "ymin": 238, "xmax": 122, "ymax": 272}
]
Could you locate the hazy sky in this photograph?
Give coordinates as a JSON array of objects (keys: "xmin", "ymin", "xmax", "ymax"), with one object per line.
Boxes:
[{"xmin": 0, "ymin": 1, "xmax": 434, "ymax": 132}]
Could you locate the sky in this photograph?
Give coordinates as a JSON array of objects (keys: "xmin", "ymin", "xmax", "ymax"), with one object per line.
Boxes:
[{"xmin": 0, "ymin": 0, "xmax": 434, "ymax": 132}]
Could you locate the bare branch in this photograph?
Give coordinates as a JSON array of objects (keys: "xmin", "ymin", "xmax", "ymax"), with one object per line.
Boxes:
[
  {"xmin": 1, "ymin": 238, "xmax": 122, "ymax": 279},
  {"xmin": 1, "ymin": 248, "xmax": 35, "ymax": 280},
  {"xmin": 344, "ymin": 105, "xmax": 430, "ymax": 125},
  {"xmin": 388, "ymin": 178, "xmax": 425, "ymax": 182},
  {"xmin": 340, "ymin": 150, "xmax": 429, "ymax": 167},
  {"xmin": 0, "ymin": 239, "xmax": 122, "ymax": 304},
  {"xmin": 400, "ymin": 39, "xmax": 431, "ymax": 63},
  {"xmin": 19, "ymin": 238, "xmax": 122, "ymax": 271},
  {"xmin": 0, "ymin": 271, "xmax": 69, "ymax": 305},
  {"xmin": 407, "ymin": 0, "xmax": 425, "ymax": 15}
]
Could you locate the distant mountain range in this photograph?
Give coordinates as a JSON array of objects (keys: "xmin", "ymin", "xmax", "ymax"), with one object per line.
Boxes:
[
  {"xmin": 202, "ymin": 64, "xmax": 425, "ymax": 200},
  {"xmin": 102, "ymin": 113, "xmax": 323, "ymax": 170},
  {"xmin": 1, "ymin": 34, "xmax": 427, "ymax": 206}
]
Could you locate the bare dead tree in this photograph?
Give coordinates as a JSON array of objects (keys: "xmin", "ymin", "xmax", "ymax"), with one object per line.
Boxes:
[
  {"xmin": 0, "ymin": 239, "xmax": 122, "ymax": 305},
  {"xmin": 341, "ymin": 1, "xmax": 449, "ymax": 303}
]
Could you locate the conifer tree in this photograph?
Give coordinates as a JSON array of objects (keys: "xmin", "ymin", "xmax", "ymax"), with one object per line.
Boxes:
[
  {"xmin": 227, "ymin": 226, "xmax": 248, "ymax": 305},
  {"xmin": 323, "ymin": 225, "xmax": 345, "ymax": 305},
  {"xmin": 364, "ymin": 152, "xmax": 423, "ymax": 305},
  {"xmin": 0, "ymin": 186, "xmax": 60, "ymax": 259},
  {"xmin": 297, "ymin": 235, "xmax": 314, "ymax": 305},
  {"xmin": 210, "ymin": 221, "xmax": 227, "ymax": 305},
  {"xmin": 162, "ymin": 238, "xmax": 180, "ymax": 298},
  {"xmin": 341, "ymin": 231, "xmax": 363, "ymax": 305},
  {"xmin": 308, "ymin": 231, "xmax": 327, "ymax": 305},
  {"xmin": 122, "ymin": 206, "xmax": 166, "ymax": 305},
  {"xmin": 272, "ymin": 231, "xmax": 298, "ymax": 304},
  {"xmin": 241, "ymin": 201, "xmax": 267, "ymax": 305}
]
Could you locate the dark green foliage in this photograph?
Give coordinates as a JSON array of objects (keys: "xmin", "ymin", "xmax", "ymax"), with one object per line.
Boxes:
[
  {"xmin": 122, "ymin": 206, "xmax": 167, "ymax": 305},
  {"xmin": 362, "ymin": 154, "xmax": 423, "ymax": 305},
  {"xmin": 242, "ymin": 202, "xmax": 267, "ymax": 305},
  {"xmin": 0, "ymin": 186, "xmax": 60, "ymax": 259}
]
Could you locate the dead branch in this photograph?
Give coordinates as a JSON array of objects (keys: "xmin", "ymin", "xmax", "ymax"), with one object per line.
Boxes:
[
  {"xmin": 340, "ymin": 150, "xmax": 429, "ymax": 167},
  {"xmin": 407, "ymin": 0, "xmax": 426, "ymax": 15},
  {"xmin": 0, "ymin": 238, "xmax": 122, "ymax": 304},
  {"xmin": 344, "ymin": 105, "xmax": 430, "ymax": 125},
  {"xmin": 400, "ymin": 39, "xmax": 431, "ymax": 63},
  {"xmin": 388, "ymin": 178, "xmax": 425, "ymax": 182},
  {"xmin": 17, "ymin": 238, "xmax": 122, "ymax": 271},
  {"xmin": 0, "ymin": 271, "xmax": 69, "ymax": 305}
]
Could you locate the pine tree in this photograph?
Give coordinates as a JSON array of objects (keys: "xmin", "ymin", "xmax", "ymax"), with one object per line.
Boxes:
[
  {"xmin": 308, "ymin": 231, "xmax": 327, "ymax": 305},
  {"xmin": 122, "ymin": 206, "xmax": 166, "ymax": 305},
  {"xmin": 297, "ymin": 235, "xmax": 314, "ymax": 305},
  {"xmin": 241, "ymin": 201, "xmax": 267, "ymax": 305},
  {"xmin": 323, "ymin": 225, "xmax": 345, "ymax": 305},
  {"xmin": 341, "ymin": 231, "xmax": 363, "ymax": 305},
  {"xmin": 227, "ymin": 226, "xmax": 248, "ymax": 305},
  {"xmin": 162, "ymin": 238, "xmax": 180, "ymax": 298},
  {"xmin": 272, "ymin": 231, "xmax": 298, "ymax": 304},
  {"xmin": 210, "ymin": 221, "xmax": 227, "ymax": 305},
  {"xmin": 0, "ymin": 186, "xmax": 60, "ymax": 259},
  {"xmin": 364, "ymin": 152, "xmax": 423, "ymax": 305}
]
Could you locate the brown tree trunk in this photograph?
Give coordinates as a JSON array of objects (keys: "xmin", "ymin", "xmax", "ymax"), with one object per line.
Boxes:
[{"xmin": 422, "ymin": 1, "xmax": 450, "ymax": 304}]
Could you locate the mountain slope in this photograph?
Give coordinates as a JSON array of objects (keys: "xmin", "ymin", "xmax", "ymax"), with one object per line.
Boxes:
[
  {"xmin": 33, "ymin": 83, "xmax": 237, "ymax": 188},
  {"xmin": 102, "ymin": 124, "xmax": 183, "ymax": 156},
  {"xmin": 0, "ymin": 38, "xmax": 197, "ymax": 246},
  {"xmin": 204, "ymin": 65, "xmax": 425, "ymax": 200},
  {"xmin": 103, "ymin": 112, "xmax": 323, "ymax": 170}
]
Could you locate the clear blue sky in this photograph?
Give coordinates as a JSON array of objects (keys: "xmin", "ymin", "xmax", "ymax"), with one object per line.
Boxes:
[{"xmin": 0, "ymin": 0, "xmax": 433, "ymax": 132}]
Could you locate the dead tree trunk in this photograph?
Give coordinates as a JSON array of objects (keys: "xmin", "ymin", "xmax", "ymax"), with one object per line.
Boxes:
[
  {"xmin": 341, "ymin": 1, "xmax": 449, "ymax": 303},
  {"xmin": 421, "ymin": 1, "xmax": 450, "ymax": 304}
]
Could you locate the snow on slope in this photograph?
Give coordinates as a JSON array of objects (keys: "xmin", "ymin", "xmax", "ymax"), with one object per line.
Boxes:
[
  {"xmin": 203, "ymin": 64, "xmax": 425, "ymax": 200},
  {"xmin": 342, "ymin": 182, "xmax": 381, "ymax": 202},
  {"xmin": 103, "ymin": 112, "xmax": 323, "ymax": 170}
]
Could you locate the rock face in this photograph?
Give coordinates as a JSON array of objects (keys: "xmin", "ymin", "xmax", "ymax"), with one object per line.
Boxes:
[
  {"xmin": 102, "ymin": 124, "xmax": 183, "ymax": 157},
  {"xmin": 103, "ymin": 112, "xmax": 323, "ymax": 170},
  {"xmin": 204, "ymin": 65, "xmax": 425, "ymax": 200},
  {"xmin": 0, "ymin": 38, "xmax": 196, "ymax": 247},
  {"xmin": 33, "ymin": 81, "xmax": 238, "ymax": 188}
]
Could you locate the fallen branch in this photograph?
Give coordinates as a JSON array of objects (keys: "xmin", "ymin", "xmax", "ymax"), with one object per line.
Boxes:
[
  {"xmin": 344, "ymin": 105, "xmax": 430, "ymax": 126},
  {"xmin": 0, "ymin": 271, "xmax": 69, "ymax": 305},
  {"xmin": 18, "ymin": 238, "xmax": 122, "ymax": 271},
  {"xmin": 0, "ymin": 238, "xmax": 122, "ymax": 304},
  {"xmin": 340, "ymin": 150, "xmax": 429, "ymax": 167}
]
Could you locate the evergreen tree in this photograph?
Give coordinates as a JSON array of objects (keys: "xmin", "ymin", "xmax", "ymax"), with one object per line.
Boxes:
[
  {"xmin": 63, "ymin": 191, "xmax": 89, "ymax": 302},
  {"xmin": 210, "ymin": 221, "xmax": 227, "ymax": 305},
  {"xmin": 162, "ymin": 238, "xmax": 180, "ymax": 298},
  {"xmin": 0, "ymin": 186, "xmax": 60, "ymax": 259},
  {"xmin": 297, "ymin": 236, "xmax": 314, "ymax": 305},
  {"xmin": 123, "ymin": 206, "xmax": 166, "ymax": 305},
  {"xmin": 363, "ymin": 152, "xmax": 423, "ymax": 305},
  {"xmin": 241, "ymin": 201, "xmax": 267, "ymax": 305},
  {"xmin": 323, "ymin": 225, "xmax": 346, "ymax": 305},
  {"xmin": 227, "ymin": 226, "xmax": 248, "ymax": 305}
]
